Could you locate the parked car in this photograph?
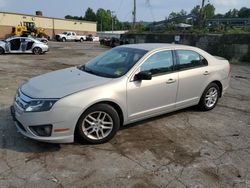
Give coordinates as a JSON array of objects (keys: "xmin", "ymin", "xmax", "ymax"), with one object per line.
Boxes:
[
  {"xmin": 100, "ymin": 37, "xmax": 122, "ymax": 47},
  {"xmin": 55, "ymin": 31, "xmax": 86, "ymax": 42},
  {"xmin": 0, "ymin": 36, "xmax": 49, "ymax": 55},
  {"xmin": 86, "ymin": 34, "xmax": 99, "ymax": 42},
  {"xmin": 11, "ymin": 43, "xmax": 230, "ymax": 144}
]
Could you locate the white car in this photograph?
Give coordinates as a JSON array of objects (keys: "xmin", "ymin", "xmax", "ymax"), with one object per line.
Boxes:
[
  {"xmin": 55, "ymin": 31, "xmax": 86, "ymax": 42},
  {"xmin": 11, "ymin": 43, "xmax": 230, "ymax": 144},
  {"xmin": 0, "ymin": 37, "xmax": 49, "ymax": 55}
]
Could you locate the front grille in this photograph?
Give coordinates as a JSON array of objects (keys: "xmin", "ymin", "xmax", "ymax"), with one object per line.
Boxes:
[{"xmin": 16, "ymin": 120, "xmax": 26, "ymax": 132}]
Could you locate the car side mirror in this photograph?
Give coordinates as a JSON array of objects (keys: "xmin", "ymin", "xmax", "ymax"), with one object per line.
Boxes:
[{"xmin": 134, "ymin": 71, "xmax": 152, "ymax": 81}]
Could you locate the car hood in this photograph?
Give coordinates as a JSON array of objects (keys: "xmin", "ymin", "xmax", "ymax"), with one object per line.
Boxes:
[{"xmin": 21, "ymin": 67, "xmax": 113, "ymax": 98}]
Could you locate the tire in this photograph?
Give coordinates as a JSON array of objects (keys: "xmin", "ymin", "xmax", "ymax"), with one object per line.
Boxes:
[
  {"xmin": 80, "ymin": 38, "xmax": 84, "ymax": 42},
  {"xmin": 62, "ymin": 38, "xmax": 66, "ymax": 42},
  {"xmin": 198, "ymin": 83, "xmax": 220, "ymax": 111},
  {"xmin": 0, "ymin": 47, "xmax": 4, "ymax": 55},
  {"xmin": 76, "ymin": 104, "xmax": 120, "ymax": 144},
  {"xmin": 33, "ymin": 47, "xmax": 42, "ymax": 55}
]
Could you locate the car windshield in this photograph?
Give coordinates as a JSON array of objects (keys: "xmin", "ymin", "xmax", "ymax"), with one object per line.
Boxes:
[
  {"xmin": 63, "ymin": 32, "xmax": 68, "ymax": 35},
  {"xmin": 78, "ymin": 47, "xmax": 148, "ymax": 78}
]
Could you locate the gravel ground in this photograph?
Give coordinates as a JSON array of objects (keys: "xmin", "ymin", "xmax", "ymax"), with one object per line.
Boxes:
[{"xmin": 0, "ymin": 42, "xmax": 249, "ymax": 188}]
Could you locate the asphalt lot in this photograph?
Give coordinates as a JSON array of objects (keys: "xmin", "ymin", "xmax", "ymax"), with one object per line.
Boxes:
[{"xmin": 0, "ymin": 42, "xmax": 250, "ymax": 188}]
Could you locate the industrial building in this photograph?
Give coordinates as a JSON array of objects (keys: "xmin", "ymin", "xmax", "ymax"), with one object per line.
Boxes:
[{"xmin": 0, "ymin": 11, "xmax": 97, "ymax": 39}]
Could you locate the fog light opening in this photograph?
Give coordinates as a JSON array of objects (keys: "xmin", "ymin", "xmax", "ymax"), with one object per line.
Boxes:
[{"xmin": 29, "ymin": 125, "xmax": 52, "ymax": 137}]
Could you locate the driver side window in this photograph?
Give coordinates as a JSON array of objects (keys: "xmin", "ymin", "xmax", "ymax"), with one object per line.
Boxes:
[{"xmin": 140, "ymin": 50, "xmax": 174, "ymax": 76}]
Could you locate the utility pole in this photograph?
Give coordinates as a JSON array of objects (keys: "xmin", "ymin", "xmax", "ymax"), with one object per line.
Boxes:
[
  {"xmin": 111, "ymin": 11, "xmax": 115, "ymax": 33},
  {"xmin": 199, "ymin": 0, "xmax": 206, "ymax": 28},
  {"xmin": 132, "ymin": 0, "xmax": 136, "ymax": 29}
]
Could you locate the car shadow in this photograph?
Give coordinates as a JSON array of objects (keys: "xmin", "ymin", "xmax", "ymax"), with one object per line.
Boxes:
[{"xmin": 0, "ymin": 106, "xmax": 60, "ymax": 153}]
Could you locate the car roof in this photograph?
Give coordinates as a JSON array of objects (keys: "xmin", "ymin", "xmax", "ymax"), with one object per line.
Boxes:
[{"xmin": 120, "ymin": 43, "xmax": 195, "ymax": 51}]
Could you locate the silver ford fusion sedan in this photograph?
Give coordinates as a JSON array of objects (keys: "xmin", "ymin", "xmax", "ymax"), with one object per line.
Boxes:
[
  {"xmin": 11, "ymin": 43, "xmax": 230, "ymax": 144},
  {"xmin": 0, "ymin": 37, "xmax": 49, "ymax": 55}
]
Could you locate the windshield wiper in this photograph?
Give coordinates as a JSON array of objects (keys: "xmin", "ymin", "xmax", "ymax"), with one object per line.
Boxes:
[{"xmin": 78, "ymin": 65, "xmax": 96, "ymax": 75}]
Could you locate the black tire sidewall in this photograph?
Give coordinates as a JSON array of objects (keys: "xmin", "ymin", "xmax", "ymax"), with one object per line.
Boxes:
[
  {"xmin": 199, "ymin": 83, "xmax": 220, "ymax": 111},
  {"xmin": 0, "ymin": 47, "xmax": 4, "ymax": 54},
  {"xmin": 76, "ymin": 104, "xmax": 120, "ymax": 144}
]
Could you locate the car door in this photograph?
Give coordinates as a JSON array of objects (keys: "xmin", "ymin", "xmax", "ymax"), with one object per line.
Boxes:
[
  {"xmin": 9, "ymin": 38, "xmax": 21, "ymax": 53},
  {"xmin": 175, "ymin": 49, "xmax": 210, "ymax": 109},
  {"xmin": 5, "ymin": 41, "xmax": 10, "ymax": 53},
  {"xmin": 25, "ymin": 39, "xmax": 34, "ymax": 52},
  {"xmin": 72, "ymin": 32, "xmax": 77, "ymax": 40},
  {"xmin": 68, "ymin": 32, "xmax": 74, "ymax": 40},
  {"xmin": 20, "ymin": 38, "xmax": 27, "ymax": 52},
  {"xmin": 127, "ymin": 50, "xmax": 178, "ymax": 121}
]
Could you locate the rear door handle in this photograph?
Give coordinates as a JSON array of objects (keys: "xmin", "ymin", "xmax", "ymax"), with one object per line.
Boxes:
[
  {"xmin": 203, "ymin": 71, "xmax": 210, "ymax": 75},
  {"xmin": 166, "ymin": 78, "xmax": 176, "ymax": 84}
]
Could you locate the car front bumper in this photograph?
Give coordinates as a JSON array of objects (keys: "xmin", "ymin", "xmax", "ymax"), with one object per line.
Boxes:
[{"xmin": 10, "ymin": 104, "xmax": 75, "ymax": 143}]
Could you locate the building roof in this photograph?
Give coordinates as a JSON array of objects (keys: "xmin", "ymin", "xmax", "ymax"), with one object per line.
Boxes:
[{"xmin": 0, "ymin": 11, "xmax": 96, "ymax": 24}]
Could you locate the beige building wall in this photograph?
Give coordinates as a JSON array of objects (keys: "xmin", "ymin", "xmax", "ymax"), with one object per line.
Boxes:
[{"xmin": 0, "ymin": 12, "xmax": 97, "ymax": 39}]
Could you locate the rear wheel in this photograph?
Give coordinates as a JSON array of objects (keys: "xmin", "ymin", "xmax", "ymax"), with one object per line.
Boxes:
[
  {"xmin": 33, "ymin": 47, "xmax": 42, "ymax": 55},
  {"xmin": 0, "ymin": 47, "xmax": 4, "ymax": 55},
  {"xmin": 198, "ymin": 83, "xmax": 220, "ymax": 111},
  {"xmin": 76, "ymin": 104, "xmax": 120, "ymax": 144}
]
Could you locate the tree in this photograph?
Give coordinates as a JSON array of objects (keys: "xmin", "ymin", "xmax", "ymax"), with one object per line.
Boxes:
[
  {"xmin": 191, "ymin": 5, "xmax": 201, "ymax": 16},
  {"xmin": 96, "ymin": 8, "xmax": 112, "ymax": 31},
  {"xmin": 84, "ymin": 7, "xmax": 97, "ymax": 21},
  {"xmin": 225, "ymin": 9, "xmax": 239, "ymax": 18},
  {"xmin": 204, "ymin": 3, "xmax": 215, "ymax": 19},
  {"xmin": 168, "ymin": 9, "xmax": 187, "ymax": 20},
  {"xmin": 238, "ymin": 7, "xmax": 250, "ymax": 18}
]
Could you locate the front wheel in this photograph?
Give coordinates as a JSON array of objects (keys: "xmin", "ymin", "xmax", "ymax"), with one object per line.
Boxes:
[
  {"xmin": 198, "ymin": 83, "xmax": 220, "ymax": 111},
  {"xmin": 0, "ymin": 47, "xmax": 4, "ymax": 55},
  {"xmin": 33, "ymin": 47, "xmax": 42, "ymax": 55},
  {"xmin": 76, "ymin": 104, "xmax": 120, "ymax": 144},
  {"xmin": 80, "ymin": 38, "xmax": 84, "ymax": 42}
]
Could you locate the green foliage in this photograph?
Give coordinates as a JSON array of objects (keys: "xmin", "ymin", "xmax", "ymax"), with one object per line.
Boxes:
[
  {"xmin": 65, "ymin": 7, "xmax": 132, "ymax": 31},
  {"xmin": 84, "ymin": 8, "xmax": 96, "ymax": 21},
  {"xmin": 168, "ymin": 9, "xmax": 187, "ymax": 20},
  {"xmin": 217, "ymin": 7, "xmax": 250, "ymax": 18},
  {"xmin": 204, "ymin": 4, "xmax": 215, "ymax": 19},
  {"xmin": 191, "ymin": 5, "xmax": 200, "ymax": 16},
  {"xmin": 224, "ymin": 9, "xmax": 239, "ymax": 18},
  {"xmin": 238, "ymin": 7, "xmax": 250, "ymax": 18},
  {"xmin": 230, "ymin": 58, "xmax": 241, "ymax": 64}
]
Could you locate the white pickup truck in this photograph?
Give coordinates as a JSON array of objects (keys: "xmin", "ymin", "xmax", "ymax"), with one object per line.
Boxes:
[{"xmin": 55, "ymin": 31, "xmax": 86, "ymax": 42}]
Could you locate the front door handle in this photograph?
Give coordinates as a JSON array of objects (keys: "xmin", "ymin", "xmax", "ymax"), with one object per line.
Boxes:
[
  {"xmin": 203, "ymin": 71, "xmax": 210, "ymax": 75},
  {"xmin": 166, "ymin": 78, "xmax": 176, "ymax": 84}
]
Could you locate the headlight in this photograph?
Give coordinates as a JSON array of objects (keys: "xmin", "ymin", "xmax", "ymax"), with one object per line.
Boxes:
[{"xmin": 25, "ymin": 100, "xmax": 57, "ymax": 112}]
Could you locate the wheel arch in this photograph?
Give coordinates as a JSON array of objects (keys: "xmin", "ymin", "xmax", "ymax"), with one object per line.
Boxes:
[
  {"xmin": 210, "ymin": 80, "xmax": 223, "ymax": 97},
  {"xmin": 75, "ymin": 100, "xmax": 124, "ymax": 130}
]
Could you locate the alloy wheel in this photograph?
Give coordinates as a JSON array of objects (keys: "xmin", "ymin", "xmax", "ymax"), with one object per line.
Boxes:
[
  {"xmin": 82, "ymin": 111, "xmax": 113, "ymax": 140},
  {"xmin": 205, "ymin": 87, "xmax": 218, "ymax": 108}
]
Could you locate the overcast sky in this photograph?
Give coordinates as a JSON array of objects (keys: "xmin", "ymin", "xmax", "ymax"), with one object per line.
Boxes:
[{"xmin": 0, "ymin": 0, "xmax": 249, "ymax": 21}]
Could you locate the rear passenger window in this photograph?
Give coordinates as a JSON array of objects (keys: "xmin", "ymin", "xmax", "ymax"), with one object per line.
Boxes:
[{"xmin": 176, "ymin": 50, "xmax": 208, "ymax": 70}]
